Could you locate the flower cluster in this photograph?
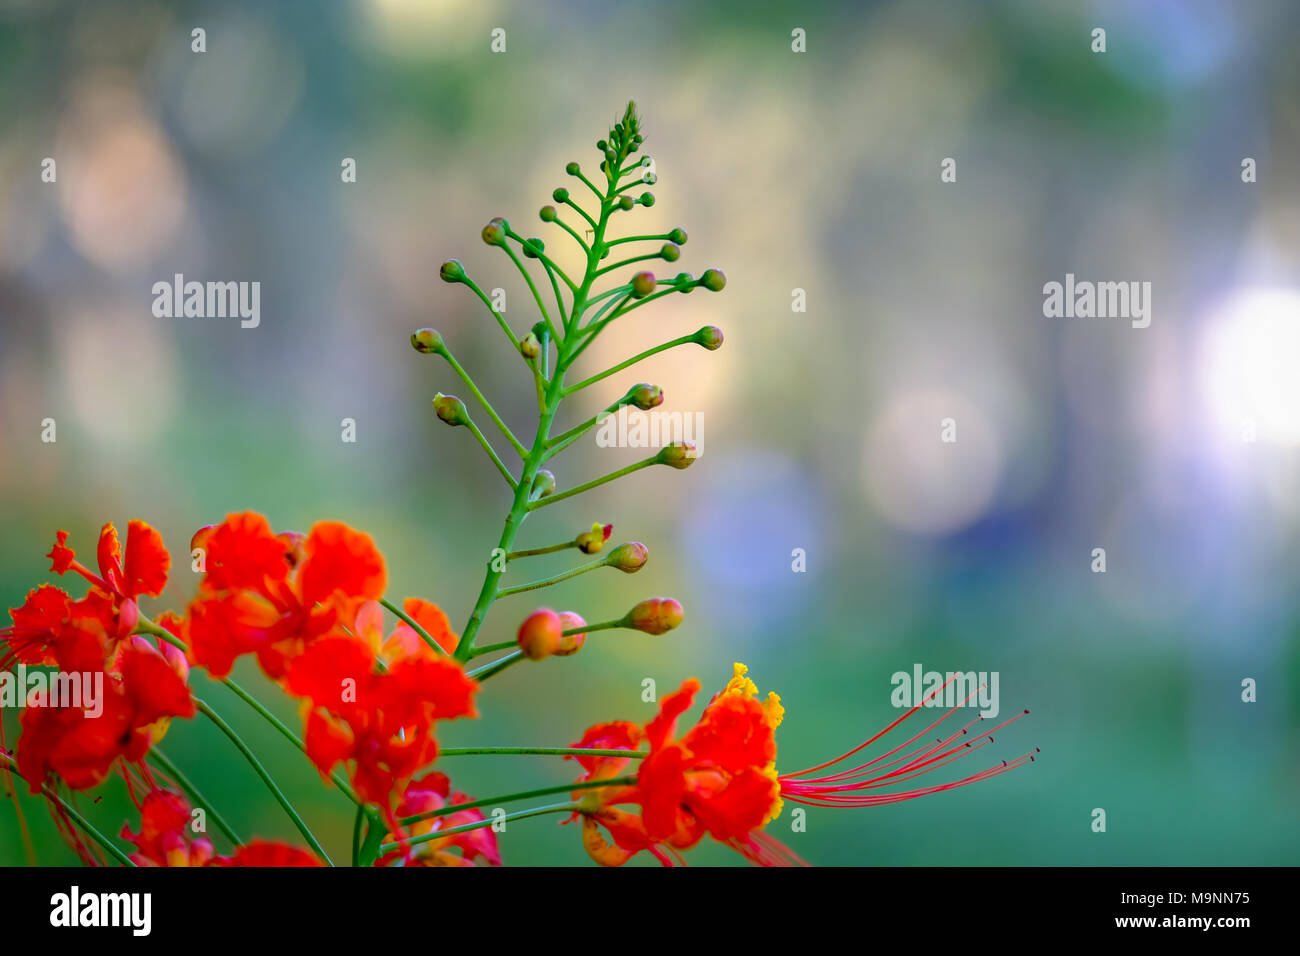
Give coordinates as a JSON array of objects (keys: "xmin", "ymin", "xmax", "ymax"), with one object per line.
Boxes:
[{"xmin": 1, "ymin": 103, "xmax": 1033, "ymax": 868}]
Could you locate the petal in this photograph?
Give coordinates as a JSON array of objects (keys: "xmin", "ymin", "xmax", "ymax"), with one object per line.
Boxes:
[
  {"xmin": 123, "ymin": 520, "xmax": 170, "ymax": 598},
  {"xmin": 96, "ymin": 523, "xmax": 125, "ymax": 592},
  {"xmin": 47, "ymin": 531, "xmax": 75, "ymax": 574},
  {"xmin": 298, "ymin": 522, "xmax": 386, "ymax": 609},
  {"xmin": 202, "ymin": 512, "xmax": 290, "ymax": 593}
]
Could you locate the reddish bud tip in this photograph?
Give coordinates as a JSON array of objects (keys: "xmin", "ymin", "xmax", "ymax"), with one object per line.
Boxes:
[
  {"xmin": 432, "ymin": 393, "xmax": 470, "ymax": 427},
  {"xmin": 575, "ymin": 522, "xmax": 612, "ymax": 555},
  {"xmin": 624, "ymin": 383, "xmax": 664, "ymax": 410},
  {"xmin": 656, "ymin": 441, "xmax": 699, "ymax": 469},
  {"xmin": 630, "ymin": 271, "xmax": 656, "ymax": 298},
  {"xmin": 605, "ymin": 541, "xmax": 649, "ymax": 573},
  {"xmin": 554, "ymin": 611, "xmax": 587, "ymax": 657},
  {"xmin": 696, "ymin": 325, "xmax": 724, "ymax": 350},
  {"xmin": 411, "ymin": 328, "xmax": 445, "ymax": 354}
]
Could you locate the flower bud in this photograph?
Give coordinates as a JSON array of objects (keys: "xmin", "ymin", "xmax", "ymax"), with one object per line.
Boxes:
[
  {"xmin": 618, "ymin": 195, "xmax": 635, "ymax": 211},
  {"xmin": 624, "ymin": 383, "xmax": 664, "ymax": 410},
  {"xmin": 440, "ymin": 259, "xmax": 466, "ymax": 283},
  {"xmin": 630, "ymin": 271, "xmax": 656, "ymax": 298},
  {"xmin": 639, "ymin": 192, "xmax": 655, "ymax": 207},
  {"xmin": 565, "ymin": 161, "xmax": 580, "ymax": 176},
  {"xmin": 190, "ymin": 524, "xmax": 215, "ymax": 555},
  {"xmin": 696, "ymin": 325, "xmax": 724, "ymax": 350},
  {"xmin": 554, "ymin": 611, "xmax": 587, "ymax": 657},
  {"xmin": 667, "ymin": 228, "xmax": 687, "ymax": 245},
  {"xmin": 531, "ymin": 469, "xmax": 556, "ymax": 499},
  {"xmin": 674, "ymin": 272, "xmax": 695, "ymax": 293},
  {"xmin": 432, "ymin": 393, "xmax": 470, "ymax": 427},
  {"xmin": 522, "ymin": 237, "xmax": 545, "ymax": 259},
  {"xmin": 596, "ymin": 139, "xmax": 607, "ymax": 152},
  {"xmin": 625, "ymin": 598, "xmax": 684, "ymax": 636},
  {"xmin": 660, "ymin": 243, "xmax": 680, "ymax": 262},
  {"xmin": 481, "ymin": 220, "xmax": 508, "ymax": 246},
  {"xmin": 552, "ymin": 187, "xmax": 569, "ymax": 203},
  {"xmin": 656, "ymin": 442, "xmax": 698, "ymax": 469},
  {"xmin": 117, "ymin": 597, "xmax": 140, "ymax": 637},
  {"xmin": 520, "ymin": 332, "xmax": 542, "ymax": 360},
  {"xmin": 700, "ymin": 268, "xmax": 727, "ymax": 292},
  {"xmin": 540, "ymin": 205, "xmax": 558, "ymax": 222},
  {"xmin": 410, "ymin": 328, "xmax": 445, "ymax": 354},
  {"xmin": 516, "ymin": 608, "xmax": 563, "ymax": 661},
  {"xmin": 605, "ymin": 541, "xmax": 649, "ymax": 573},
  {"xmin": 575, "ymin": 522, "xmax": 613, "ymax": 555}
]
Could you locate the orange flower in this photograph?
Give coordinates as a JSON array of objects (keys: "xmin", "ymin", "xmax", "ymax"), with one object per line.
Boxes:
[
  {"xmin": 185, "ymin": 513, "xmax": 386, "ymax": 679},
  {"xmin": 283, "ymin": 605, "xmax": 477, "ymax": 815},
  {"xmin": 573, "ymin": 663, "xmax": 1033, "ymax": 866}
]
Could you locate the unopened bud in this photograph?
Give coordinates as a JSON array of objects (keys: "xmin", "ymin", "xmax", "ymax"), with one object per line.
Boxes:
[
  {"xmin": 516, "ymin": 608, "xmax": 563, "ymax": 661},
  {"xmin": 624, "ymin": 383, "xmax": 664, "ymax": 410},
  {"xmin": 520, "ymin": 333, "xmax": 542, "ymax": 360},
  {"xmin": 696, "ymin": 325, "xmax": 724, "ymax": 350},
  {"xmin": 639, "ymin": 192, "xmax": 655, "ymax": 207},
  {"xmin": 432, "ymin": 393, "xmax": 470, "ymax": 427},
  {"xmin": 555, "ymin": 611, "xmax": 587, "ymax": 657},
  {"xmin": 481, "ymin": 220, "xmax": 508, "ymax": 246},
  {"xmin": 667, "ymin": 228, "xmax": 687, "ymax": 245},
  {"xmin": 700, "ymin": 268, "xmax": 726, "ymax": 292},
  {"xmin": 540, "ymin": 205, "xmax": 558, "ymax": 222},
  {"xmin": 625, "ymin": 598, "xmax": 684, "ymax": 636},
  {"xmin": 190, "ymin": 525, "xmax": 215, "ymax": 555},
  {"xmin": 552, "ymin": 187, "xmax": 569, "ymax": 203},
  {"xmin": 605, "ymin": 541, "xmax": 649, "ymax": 573},
  {"xmin": 565, "ymin": 161, "xmax": 580, "ymax": 176},
  {"xmin": 522, "ymin": 237, "xmax": 545, "ymax": 259},
  {"xmin": 656, "ymin": 442, "xmax": 698, "ymax": 469},
  {"xmin": 630, "ymin": 271, "xmax": 656, "ymax": 298},
  {"xmin": 660, "ymin": 243, "xmax": 680, "ymax": 262},
  {"xmin": 618, "ymin": 195, "xmax": 634, "ymax": 211},
  {"xmin": 411, "ymin": 328, "xmax": 445, "ymax": 354},
  {"xmin": 575, "ymin": 522, "xmax": 613, "ymax": 555},
  {"xmin": 673, "ymin": 272, "xmax": 695, "ymax": 293},
  {"xmin": 440, "ymin": 259, "xmax": 466, "ymax": 283},
  {"xmin": 531, "ymin": 469, "xmax": 556, "ymax": 499}
]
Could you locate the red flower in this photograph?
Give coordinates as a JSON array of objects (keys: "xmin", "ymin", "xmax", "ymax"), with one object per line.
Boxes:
[
  {"xmin": 283, "ymin": 605, "xmax": 477, "ymax": 815},
  {"xmin": 377, "ymin": 772, "xmax": 502, "ymax": 867},
  {"xmin": 572, "ymin": 663, "xmax": 1033, "ymax": 866},
  {"xmin": 3, "ymin": 522, "xmax": 170, "ymax": 670},
  {"xmin": 217, "ymin": 842, "xmax": 324, "ymax": 867},
  {"xmin": 121, "ymin": 787, "xmax": 215, "ymax": 867},
  {"xmin": 16, "ymin": 634, "xmax": 195, "ymax": 792},
  {"xmin": 186, "ymin": 513, "xmax": 387, "ymax": 679}
]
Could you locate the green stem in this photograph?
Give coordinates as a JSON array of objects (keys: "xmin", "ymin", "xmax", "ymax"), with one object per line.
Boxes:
[
  {"xmin": 383, "ymin": 801, "xmax": 579, "ymax": 853},
  {"xmin": 194, "ymin": 698, "xmax": 333, "ymax": 866},
  {"xmin": 563, "ymin": 333, "xmax": 697, "ymax": 395},
  {"xmin": 527, "ymin": 456, "xmax": 658, "ymax": 511},
  {"xmin": 468, "ymin": 640, "xmax": 516, "ymax": 657},
  {"xmin": 494, "ymin": 554, "xmax": 609, "ymax": 598},
  {"xmin": 380, "ymin": 597, "xmax": 446, "ymax": 656},
  {"xmin": 466, "ymin": 650, "xmax": 524, "ymax": 681},
  {"xmin": 2, "ymin": 753, "xmax": 136, "ymax": 866},
  {"xmin": 149, "ymin": 748, "xmax": 242, "ymax": 846},
  {"xmin": 462, "ymin": 274, "xmax": 520, "ymax": 350},
  {"xmin": 440, "ymin": 347, "xmax": 527, "ymax": 458},
  {"xmin": 400, "ymin": 775, "xmax": 638, "ymax": 828},
  {"xmin": 506, "ymin": 540, "xmax": 576, "ymax": 560},
  {"xmin": 465, "ymin": 416, "xmax": 518, "ymax": 489},
  {"xmin": 500, "ymin": 242, "xmax": 562, "ymax": 343}
]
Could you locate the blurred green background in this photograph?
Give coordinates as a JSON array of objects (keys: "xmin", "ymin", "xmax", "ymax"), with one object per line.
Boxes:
[{"xmin": 2, "ymin": 0, "xmax": 1299, "ymax": 866}]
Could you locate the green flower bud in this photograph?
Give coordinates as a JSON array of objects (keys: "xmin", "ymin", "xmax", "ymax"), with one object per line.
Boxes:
[
  {"xmin": 674, "ymin": 271, "xmax": 695, "ymax": 293},
  {"xmin": 432, "ymin": 393, "xmax": 470, "ymax": 427},
  {"xmin": 667, "ymin": 228, "xmax": 687, "ymax": 245},
  {"xmin": 605, "ymin": 541, "xmax": 649, "ymax": 573},
  {"xmin": 625, "ymin": 598, "xmax": 684, "ymax": 636},
  {"xmin": 660, "ymin": 243, "xmax": 680, "ymax": 262},
  {"xmin": 439, "ymin": 259, "xmax": 466, "ymax": 283},
  {"xmin": 700, "ymin": 268, "xmax": 727, "ymax": 292},
  {"xmin": 639, "ymin": 192, "xmax": 655, "ymax": 207},
  {"xmin": 520, "ymin": 332, "xmax": 541, "ymax": 360},
  {"xmin": 656, "ymin": 442, "xmax": 698, "ymax": 469},
  {"xmin": 618, "ymin": 195, "xmax": 634, "ymax": 211},
  {"xmin": 481, "ymin": 220, "xmax": 507, "ymax": 246},
  {"xmin": 552, "ymin": 187, "xmax": 569, "ymax": 203},
  {"xmin": 631, "ymin": 271, "xmax": 656, "ymax": 298},
  {"xmin": 565, "ymin": 161, "xmax": 580, "ymax": 176},
  {"xmin": 696, "ymin": 325, "xmax": 724, "ymax": 351},
  {"xmin": 531, "ymin": 469, "xmax": 556, "ymax": 499},
  {"xmin": 523, "ymin": 237, "xmax": 545, "ymax": 259},
  {"xmin": 574, "ymin": 522, "xmax": 613, "ymax": 555},
  {"xmin": 624, "ymin": 383, "xmax": 664, "ymax": 410},
  {"xmin": 410, "ymin": 328, "xmax": 445, "ymax": 354},
  {"xmin": 540, "ymin": 205, "xmax": 558, "ymax": 222},
  {"xmin": 596, "ymin": 139, "xmax": 608, "ymax": 152}
]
